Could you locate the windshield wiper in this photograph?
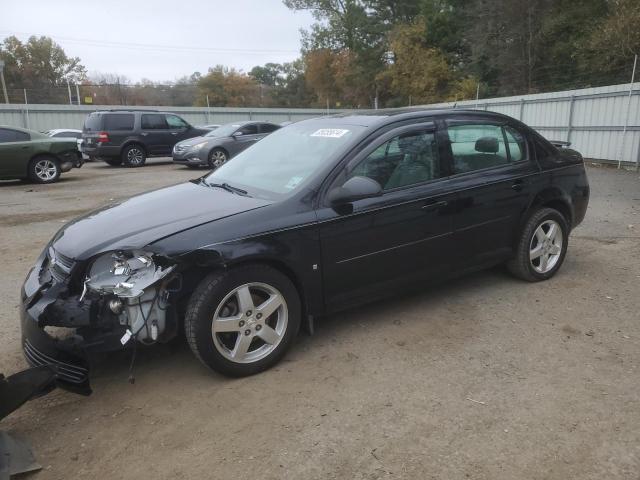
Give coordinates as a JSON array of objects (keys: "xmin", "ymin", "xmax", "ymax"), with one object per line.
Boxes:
[{"xmin": 207, "ymin": 182, "xmax": 249, "ymax": 196}]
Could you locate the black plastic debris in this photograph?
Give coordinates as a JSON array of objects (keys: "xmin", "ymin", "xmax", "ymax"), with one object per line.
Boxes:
[{"xmin": 0, "ymin": 366, "xmax": 57, "ymax": 479}]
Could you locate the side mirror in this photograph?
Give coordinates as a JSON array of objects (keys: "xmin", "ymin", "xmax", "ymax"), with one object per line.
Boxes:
[{"xmin": 328, "ymin": 176, "xmax": 383, "ymax": 206}]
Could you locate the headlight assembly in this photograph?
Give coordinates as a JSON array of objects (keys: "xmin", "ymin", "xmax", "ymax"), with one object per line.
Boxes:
[
  {"xmin": 86, "ymin": 250, "xmax": 175, "ymax": 298},
  {"xmin": 188, "ymin": 141, "xmax": 209, "ymax": 152}
]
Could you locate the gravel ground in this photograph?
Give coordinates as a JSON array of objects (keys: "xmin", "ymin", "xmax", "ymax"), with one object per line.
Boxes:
[{"xmin": 1, "ymin": 159, "xmax": 639, "ymax": 480}]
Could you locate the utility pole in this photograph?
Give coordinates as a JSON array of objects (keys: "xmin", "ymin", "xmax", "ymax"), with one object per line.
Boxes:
[
  {"xmin": 0, "ymin": 60, "xmax": 9, "ymax": 104},
  {"xmin": 23, "ymin": 89, "xmax": 29, "ymax": 129},
  {"xmin": 75, "ymin": 83, "xmax": 81, "ymax": 105},
  {"xmin": 475, "ymin": 82, "xmax": 480, "ymax": 109},
  {"xmin": 619, "ymin": 54, "xmax": 638, "ymax": 169},
  {"xmin": 66, "ymin": 79, "xmax": 73, "ymax": 105}
]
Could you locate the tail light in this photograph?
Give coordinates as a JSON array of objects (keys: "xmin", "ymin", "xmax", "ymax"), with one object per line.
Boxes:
[{"xmin": 97, "ymin": 132, "xmax": 110, "ymax": 143}]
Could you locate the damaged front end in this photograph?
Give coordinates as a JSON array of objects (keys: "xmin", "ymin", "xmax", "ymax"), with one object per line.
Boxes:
[{"xmin": 20, "ymin": 246, "xmax": 180, "ymax": 396}]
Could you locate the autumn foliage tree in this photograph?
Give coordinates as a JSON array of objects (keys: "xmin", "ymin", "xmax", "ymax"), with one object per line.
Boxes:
[{"xmin": 196, "ymin": 66, "xmax": 261, "ymax": 107}]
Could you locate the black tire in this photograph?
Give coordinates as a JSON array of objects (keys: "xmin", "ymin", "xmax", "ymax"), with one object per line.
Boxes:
[
  {"xmin": 103, "ymin": 157, "xmax": 122, "ymax": 166},
  {"xmin": 185, "ymin": 265, "xmax": 301, "ymax": 377},
  {"xmin": 208, "ymin": 148, "xmax": 228, "ymax": 169},
  {"xmin": 507, "ymin": 207, "xmax": 569, "ymax": 282},
  {"xmin": 121, "ymin": 144, "xmax": 146, "ymax": 167},
  {"xmin": 28, "ymin": 156, "xmax": 61, "ymax": 184}
]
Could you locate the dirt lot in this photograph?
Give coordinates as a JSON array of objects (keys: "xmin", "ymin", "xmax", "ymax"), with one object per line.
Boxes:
[{"xmin": 1, "ymin": 160, "xmax": 639, "ymax": 479}]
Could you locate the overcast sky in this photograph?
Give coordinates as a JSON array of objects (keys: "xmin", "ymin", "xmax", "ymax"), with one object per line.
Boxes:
[{"xmin": 0, "ymin": 0, "xmax": 315, "ymax": 83}]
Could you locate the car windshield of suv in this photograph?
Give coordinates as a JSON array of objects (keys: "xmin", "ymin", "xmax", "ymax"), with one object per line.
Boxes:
[
  {"xmin": 205, "ymin": 122, "xmax": 364, "ymax": 199},
  {"xmin": 205, "ymin": 123, "xmax": 243, "ymax": 137}
]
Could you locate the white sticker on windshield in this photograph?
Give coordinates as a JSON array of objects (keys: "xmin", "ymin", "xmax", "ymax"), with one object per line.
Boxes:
[
  {"xmin": 311, "ymin": 128, "xmax": 349, "ymax": 138},
  {"xmin": 285, "ymin": 176, "xmax": 304, "ymax": 190}
]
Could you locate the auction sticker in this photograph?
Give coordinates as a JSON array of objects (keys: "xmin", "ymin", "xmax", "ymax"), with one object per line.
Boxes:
[{"xmin": 311, "ymin": 128, "xmax": 349, "ymax": 138}]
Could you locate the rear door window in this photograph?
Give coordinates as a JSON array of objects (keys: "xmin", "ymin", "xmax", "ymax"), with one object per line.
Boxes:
[
  {"xmin": 104, "ymin": 114, "xmax": 135, "ymax": 130},
  {"xmin": 165, "ymin": 115, "xmax": 189, "ymax": 129},
  {"xmin": 259, "ymin": 123, "xmax": 280, "ymax": 134},
  {"xmin": 447, "ymin": 124, "xmax": 509, "ymax": 174},
  {"xmin": 141, "ymin": 114, "xmax": 168, "ymax": 130},
  {"xmin": 504, "ymin": 126, "xmax": 527, "ymax": 162}
]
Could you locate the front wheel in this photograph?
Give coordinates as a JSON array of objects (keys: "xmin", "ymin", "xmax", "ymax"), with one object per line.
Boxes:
[
  {"xmin": 29, "ymin": 156, "xmax": 61, "ymax": 183},
  {"xmin": 185, "ymin": 265, "xmax": 301, "ymax": 377},
  {"xmin": 507, "ymin": 207, "xmax": 569, "ymax": 281},
  {"xmin": 208, "ymin": 148, "xmax": 228, "ymax": 169},
  {"xmin": 122, "ymin": 145, "xmax": 146, "ymax": 167}
]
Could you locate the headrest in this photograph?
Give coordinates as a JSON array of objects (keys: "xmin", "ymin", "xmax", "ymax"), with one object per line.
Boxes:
[{"xmin": 475, "ymin": 136, "xmax": 499, "ymax": 153}]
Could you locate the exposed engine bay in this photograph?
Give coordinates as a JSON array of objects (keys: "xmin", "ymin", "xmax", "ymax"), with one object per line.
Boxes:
[
  {"xmin": 20, "ymin": 247, "xmax": 184, "ymax": 395},
  {"xmin": 84, "ymin": 250, "xmax": 177, "ymax": 344}
]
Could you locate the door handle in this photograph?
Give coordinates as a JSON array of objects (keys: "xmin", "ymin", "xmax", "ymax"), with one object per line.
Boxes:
[
  {"xmin": 171, "ymin": 132, "xmax": 178, "ymax": 135},
  {"xmin": 141, "ymin": 132, "xmax": 148, "ymax": 136},
  {"xmin": 422, "ymin": 200, "xmax": 448, "ymax": 211},
  {"xmin": 511, "ymin": 180, "xmax": 525, "ymax": 192}
]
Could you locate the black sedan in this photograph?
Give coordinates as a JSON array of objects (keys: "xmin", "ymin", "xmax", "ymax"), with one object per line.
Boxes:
[
  {"xmin": 20, "ymin": 109, "xmax": 589, "ymax": 392},
  {"xmin": 172, "ymin": 121, "xmax": 280, "ymax": 169}
]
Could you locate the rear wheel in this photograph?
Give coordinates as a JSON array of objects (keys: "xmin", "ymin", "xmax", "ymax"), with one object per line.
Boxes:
[
  {"xmin": 185, "ymin": 265, "xmax": 301, "ymax": 377},
  {"xmin": 507, "ymin": 207, "xmax": 569, "ymax": 281},
  {"xmin": 28, "ymin": 156, "xmax": 61, "ymax": 184},
  {"xmin": 122, "ymin": 144, "xmax": 146, "ymax": 167},
  {"xmin": 208, "ymin": 148, "xmax": 228, "ymax": 169}
]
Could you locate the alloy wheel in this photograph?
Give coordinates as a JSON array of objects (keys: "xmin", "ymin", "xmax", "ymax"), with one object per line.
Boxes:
[
  {"xmin": 211, "ymin": 282, "xmax": 288, "ymax": 364},
  {"xmin": 210, "ymin": 150, "xmax": 227, "ymax": 168},
  {"xmin": 127, "ymin": 148, "xmax": 144, "ymax": 165},
  {"xmin": 529, "ymin": 219, "xmax": 563, "ymax": 273},
  {"xmin": 34, "ymin": 159, "xmax": 58, "ymax": 181}
]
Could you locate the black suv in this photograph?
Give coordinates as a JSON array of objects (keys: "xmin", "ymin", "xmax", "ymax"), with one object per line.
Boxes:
[{"xmin": 82, "ymin": 110, "xmax": 209, "ymax": 167}]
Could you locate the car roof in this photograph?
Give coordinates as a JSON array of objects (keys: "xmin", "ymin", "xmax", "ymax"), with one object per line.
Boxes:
[
  {"xmin": 323, "ymin": 108, "xmax": 519, "ymax": 127},
  {"xmin": 0, "ymin": 125, "xmax": 31, "ymax": 133}
]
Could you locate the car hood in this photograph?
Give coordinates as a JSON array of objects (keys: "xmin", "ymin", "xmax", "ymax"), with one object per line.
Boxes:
[
  {"xmin": 51, "ymin": 180, "xmax": 271, "ymax": 260},
  {"xmin": 176, "ymin": 136, "xmax": 223, "ymax": 148}
]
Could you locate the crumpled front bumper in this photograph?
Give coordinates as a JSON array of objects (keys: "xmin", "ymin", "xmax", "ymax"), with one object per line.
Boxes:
[
  {"xmin": 20, "ymin": 305, "xmax": 92, "ymax": 396},
  {"xmin": 20, "ymin": 255, "xmax": 127, "ymax": 396}
]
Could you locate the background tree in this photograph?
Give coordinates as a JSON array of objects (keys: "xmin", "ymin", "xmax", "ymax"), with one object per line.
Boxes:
[
  {"xmin": 580, "ymin": 0, "xmax": 640, "ymax": 82},
  {"xmin": 0, "ymin": 35, "xmax": 86, "ymax": 102},
  {"xmin": 196, "ymin": 66, "xmax": 261, "ymax": 107}
]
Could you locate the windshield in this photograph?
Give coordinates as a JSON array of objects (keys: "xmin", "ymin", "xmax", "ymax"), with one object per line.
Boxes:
[
  {"xmin": 206, "ymin": 123, "xmax": 243, "ymax": 137},
  {"xmin": 205, "ymin": 122, "xmax": 364, "ymax": 198}
]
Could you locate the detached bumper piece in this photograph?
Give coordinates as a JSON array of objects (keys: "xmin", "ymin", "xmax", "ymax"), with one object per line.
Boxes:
[
  {"xmin": 0, "ymin": 367, "xmax": 58, "ymax": 479},
  {"xmin": 20, "ymin": 315, "xmax": 92, "ymax": 397},
  {"xmin": 23, "ymin": 340, "xmax": 89, "ymax": 391}
]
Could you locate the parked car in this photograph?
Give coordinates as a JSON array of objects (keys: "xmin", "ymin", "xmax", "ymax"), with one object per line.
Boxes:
[
  {"xmin": 20, "ymin": 109, "xmax": 589, "ymax": 392},
  {"xmin": 81, "ymin": 110, "xmax": 209, "ymax": 167},
  {"xmin": 44, "ymin": 128, "xmax": 89, "ymax": 160},
  {"xmin": 0, "ymin": 125, "xmax": 82, "ymax": 183},
  {"xmin": 172, "ymin": 121, "xmax": 281, "ymax": 168}
]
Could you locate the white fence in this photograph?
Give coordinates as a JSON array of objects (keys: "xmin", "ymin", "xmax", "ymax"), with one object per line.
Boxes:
[
  {"xmin": 0, "ymin": 104, "xmax": 344, "ymax": 134},
  {"xmin": 1, "ymin": 82, "xmax": 639, "ymax": 165},
  {"xmin": 424, "ymin": 82, "xmax": 640, "ymax": 166}
]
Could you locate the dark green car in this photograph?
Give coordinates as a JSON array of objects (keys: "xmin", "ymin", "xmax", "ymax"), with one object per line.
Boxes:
[{"xmin": 0, "ymin": 125, "xmax": 82, "ymax": 183}]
